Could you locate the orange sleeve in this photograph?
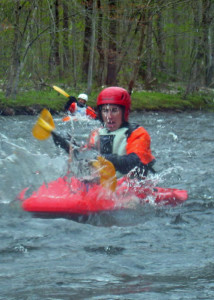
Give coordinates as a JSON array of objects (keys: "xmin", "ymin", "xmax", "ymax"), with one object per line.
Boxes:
[
  {"xmin": 86, "ymin": 106, "xmax": 97, "ymax": 119},
  {"xmin": 126, "ymin": 127, "xmax": 155, "ymax": 165},
  {"xmin": 68, "ymin": 102, "xmax": 76, "ymax": 113}
]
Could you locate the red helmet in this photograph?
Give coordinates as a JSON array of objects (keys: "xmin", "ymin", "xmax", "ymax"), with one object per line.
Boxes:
[{"xmin": 97, "ymin": 87, "xmax": 131, "ymax": 121}]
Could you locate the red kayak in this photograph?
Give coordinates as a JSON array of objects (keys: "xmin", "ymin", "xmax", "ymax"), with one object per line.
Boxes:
[{"xmin": 18, "ymin": 176, "xmax": 188, "ymax": 217}]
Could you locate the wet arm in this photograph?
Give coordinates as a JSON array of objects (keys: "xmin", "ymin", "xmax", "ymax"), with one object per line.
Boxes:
[{"xmin": 103, "ymin": 153, "xmax": 144, "ymax": 174}]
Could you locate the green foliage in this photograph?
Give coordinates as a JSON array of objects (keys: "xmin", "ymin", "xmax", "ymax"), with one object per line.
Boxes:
[
  {"xmin": 0, "ymin": 90, "xmax": 63, "ymax": 111},
  {"xmin": 131, "ymin": 91, "xmax": 214, "ymax": 111},
  {"xmin": 1, "ymin": 0, "xmax": 214, "ymax": 101},
  {"xmin": 1, "ymin": 89, "xmax": 213, "ymax": 113}
]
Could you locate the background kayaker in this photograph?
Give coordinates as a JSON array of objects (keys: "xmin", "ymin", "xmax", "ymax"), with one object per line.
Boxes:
[
  {"xmin": 64, "ymin": 93, "xmax": 97, "ymax": 119},
  {"xmin": 86, "ymin": 86, "xmax": 156, "ymax": 179}
]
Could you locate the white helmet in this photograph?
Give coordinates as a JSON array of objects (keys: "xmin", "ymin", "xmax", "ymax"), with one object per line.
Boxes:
[{"xmin": 78, "ymin": 93, "xmax": 88, "ymax": 101}]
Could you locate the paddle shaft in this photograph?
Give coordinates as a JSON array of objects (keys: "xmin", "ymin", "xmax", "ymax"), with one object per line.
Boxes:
[{"xmin": 32, "ymin": 108, "xmax": 116, "ymax": 191}]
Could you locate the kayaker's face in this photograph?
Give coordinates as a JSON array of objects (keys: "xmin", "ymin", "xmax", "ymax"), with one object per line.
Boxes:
[
  {"xmin": 101, "ymin": 104, "xmax": 123, "ymax": 131},
  {"xmin": 78, "ymin": 98, "xmax": 86, "ymax": 106}
]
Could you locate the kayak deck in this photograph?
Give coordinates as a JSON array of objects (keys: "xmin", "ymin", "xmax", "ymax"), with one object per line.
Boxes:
[{"xmin": 19, "ymin": 176, "xmax": 188, "ymax": 216}]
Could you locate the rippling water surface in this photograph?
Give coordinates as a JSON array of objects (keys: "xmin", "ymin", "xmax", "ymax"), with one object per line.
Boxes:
[{"xmin": 0, "ymin": 111, "xmax": 214, "ymax": 299}]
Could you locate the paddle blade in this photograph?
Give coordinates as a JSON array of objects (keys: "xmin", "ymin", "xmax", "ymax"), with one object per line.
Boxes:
[
  {"xmin": 91, "ymin": 156, "xmax": 117, "ymax": 192},
  {"xmin": 53, "ymin": 85, "xmax": 70, "ymax": 98},
  {"xmin": 32, "ymin": 109, "xmax": 55, "ymax": 140}
]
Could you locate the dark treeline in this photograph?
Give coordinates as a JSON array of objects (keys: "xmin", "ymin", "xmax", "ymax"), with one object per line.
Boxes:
[{"xmin": 1, "ymin": 0, "xmax": 214, "ymax": 98}]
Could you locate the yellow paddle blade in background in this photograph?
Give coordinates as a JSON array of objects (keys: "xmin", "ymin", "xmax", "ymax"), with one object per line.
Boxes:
[
  {"xmin": 32, "ymin": 109, "xmax": 55, "ymax": 140},
  {"xmin": 53, "ymin": 85, "xmax": 70, "ymax": 98},
  {"xmin": 92, "ymin": 156, "xmax": 117, "ymax": 192}
]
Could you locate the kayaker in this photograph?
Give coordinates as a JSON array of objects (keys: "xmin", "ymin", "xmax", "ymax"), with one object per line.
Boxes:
[
  {"xmin": 86, "ymin": 86, "xmax": 156, "ymax": 179},
  {"xmin": 64, "ymin": 93, "xmax": 97, "ymax": 119},
  {"xmin": 53, "ymin": 86, "xmax": 156, "ymax": 179}
]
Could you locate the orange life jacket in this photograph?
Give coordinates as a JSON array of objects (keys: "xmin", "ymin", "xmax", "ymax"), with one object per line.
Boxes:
[
  {"xmin": 68, "ymin": 103, "xmax": 96, "ymax": 119},
  {"xmin": 86, "ymin": 107, "xmax": 97, "ymax": 119},
  {"xmin": 126, "ymin": 126, "xmax": 155, "ymax": 165},
  {"xmin": 67, "ymin": 102, "xmax": 76, "ymax": 113},
  {"xmin": 87, "ymin": 124, "xmax": 155, "ymax": 165}
]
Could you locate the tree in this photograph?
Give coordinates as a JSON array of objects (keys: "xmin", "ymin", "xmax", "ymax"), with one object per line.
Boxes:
[
  {"xmin": 62, "ymin": 1, "xmax": 71, "ymax": 74},
  {"xmin": 155, "ymin": 1, "xmax": 166, "ymax": 74},
  {"xmin": 87, "ymin": 0, "xmax": 96, "ymax": 94},
  {"xmin": 5, "ymin": 0, "xmax": 49, "ymax": 97},
  {"xmin": 128, "ymin": 6, "xmax": 148, "ymax": 94},
  {"xmin": 202, "ymin": 0, "xmax": 214, "ymax": 86},
  {"xmin": 185, "ymin": 0, "xmax": 207, "ymax": 95},
  {"xmin": 106, "ymin": 0, "xmax": 117, "ymax": 85},
  {"xmin": 82, "ymin": 0, "xmax": 93, "ymax": 80},
  {"xmin": 48, "ymin": 0, "xmax": 61, "ymax": 76},
  {"xmin": 96, "ymin": 0, "xmax": 105, "ymax": 86}
]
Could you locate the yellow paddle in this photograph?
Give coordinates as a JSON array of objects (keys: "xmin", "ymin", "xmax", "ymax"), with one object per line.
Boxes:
[
  {"xmin": 91, "ymin": 156, "xmax": 117, "ymax": 192},
  {"xmin": 53, "ymin": 85, "xmax": 76, "ymax": 122},
  {"xmin": 32, "ymin": 108, "xmax": 70, "ymax": 152},
  {"xmin": 53, "ymin": 85, "xmax": 70, "ymax": 98},
  {"xmin": 32, "ymin": 108, "xmax": 55, "ymax": 140}
]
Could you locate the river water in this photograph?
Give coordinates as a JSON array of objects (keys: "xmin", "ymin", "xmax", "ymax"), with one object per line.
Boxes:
[{"xmin": 0, "ymin": 111, "xmax": 214, "ymax": 299}]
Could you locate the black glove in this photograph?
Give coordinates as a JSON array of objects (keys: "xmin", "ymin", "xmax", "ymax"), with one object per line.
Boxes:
[
  {"xmin": 52, "ymin": 131, "xmax": 70, "ymax": 153},
  {"xmin": 69, "ymin": 96, "xmax": 77, "ymax": 103},
  {"xmin": 64, "ymin": 96, "xmax": 77, "ymax": 110}
]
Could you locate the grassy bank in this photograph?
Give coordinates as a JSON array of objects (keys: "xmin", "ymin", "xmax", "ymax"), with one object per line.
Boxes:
[
  {"xmin": 131, "ymin": 90, "xmax": 214, "ymax": 111},
  {"xmin": 0, "ymin": 87, "xmax": 214, "ymax": 115}
]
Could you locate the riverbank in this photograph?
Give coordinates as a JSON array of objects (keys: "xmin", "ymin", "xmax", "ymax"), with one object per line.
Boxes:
[{"xmin": 0, "ymin": 87, "xmax": 214, "ymax": 116}]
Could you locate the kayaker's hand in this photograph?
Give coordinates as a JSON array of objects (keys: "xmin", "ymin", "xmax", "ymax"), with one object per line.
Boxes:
[
  {"xmin": 64, "ymin": 96, "xmax": 77, "ymax": 111},
  {"xmin": 52, "ymin": 131, "xmax": 70, "ymax": 153},
  {"xmin": 69, "ymin": 96, "xmax": 77, "ymax": 103}
]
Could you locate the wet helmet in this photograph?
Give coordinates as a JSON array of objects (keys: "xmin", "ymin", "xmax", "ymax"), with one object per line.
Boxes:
[
  {"xmin": 97, "ymin": 87, "xmax": 131, "ymax": 121},
  {"xmin": 78, "ymin": 93, "xmax": 88, "ymax": 101}
]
